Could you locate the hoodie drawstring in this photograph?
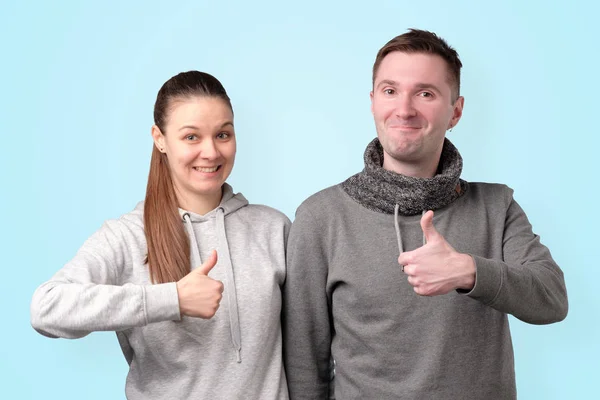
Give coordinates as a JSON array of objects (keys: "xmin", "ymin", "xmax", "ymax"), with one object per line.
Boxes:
[
  {"xmin": 216, "ymin": 207, "xmax": 242, "ymax": 363},
  {"xmin": 182, "ymin": 210, "xmax": 242, "ymax": 363},
  {"xmin": 183, "ymin": 213, "xmax": 202, "ymax": 266},
  {"xmin": 394, "ymin": 204, "xmax": 403, "ymax": 254},
  {"xmin": 394, "ymin": 205, "xmax": 427, "ymax": 258}
]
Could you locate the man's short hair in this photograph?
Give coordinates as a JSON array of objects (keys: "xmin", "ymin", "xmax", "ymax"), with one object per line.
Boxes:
[{"xmin": 372, "ymin": 29, "xmax": 463, "ymax": 101}]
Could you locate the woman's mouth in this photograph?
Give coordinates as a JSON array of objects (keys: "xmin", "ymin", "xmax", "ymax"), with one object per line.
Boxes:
[{"xmin": 193, "ymin": 166, "xmax": 220, "ymax": 172}]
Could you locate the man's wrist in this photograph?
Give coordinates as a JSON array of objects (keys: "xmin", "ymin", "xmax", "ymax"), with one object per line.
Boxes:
[{"xmin": 456, "ymin": 253, "xmax": 476, "ymax": 290}]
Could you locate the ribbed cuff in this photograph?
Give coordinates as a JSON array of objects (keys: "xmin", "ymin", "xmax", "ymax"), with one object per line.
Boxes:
[
  {"xmin": 144, "ymin": 282, "xmax": 181, "ymax": 324},
  {"xmin": 462, "ymin": 255, "xmax": 504, "ymax": 305}
]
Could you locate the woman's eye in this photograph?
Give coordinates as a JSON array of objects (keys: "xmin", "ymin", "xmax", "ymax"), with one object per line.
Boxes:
[
  {"xmin": 185, "ymin": 134, "xmax": 196, "ymax": 140},
  {"xmin": 217, "ymin": 132, "xmax": 230, "ymax": 139}
]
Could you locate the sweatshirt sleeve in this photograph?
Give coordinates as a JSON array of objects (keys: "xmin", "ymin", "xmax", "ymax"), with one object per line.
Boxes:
[
  {"xmin": 282, "ymin": 206, "xmax": 332, "ymax": 399},
  {"xmin": 465, "ymin": 195, "xmax": 568, "ymax": 324},
  {"xmin": 30, "ymin": 220, "xmax": 181, "ymax": 339}
]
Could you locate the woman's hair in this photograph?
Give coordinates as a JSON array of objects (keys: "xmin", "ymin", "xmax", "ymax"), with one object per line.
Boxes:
[{"xmin": 144, "ymin": 71, "xmax": 232, "ymax": 284}]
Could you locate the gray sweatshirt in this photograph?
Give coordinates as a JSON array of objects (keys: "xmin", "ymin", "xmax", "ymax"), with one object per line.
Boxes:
[
  {"xmin": 283, "ymin": 183, "xmax": 568, "ymax": 399},
  {"xmin": 31, "ymin": 184, "xmax": 291, "ymax": 400}
]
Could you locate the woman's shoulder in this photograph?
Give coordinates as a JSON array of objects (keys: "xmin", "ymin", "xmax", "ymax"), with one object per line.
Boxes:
[
  {"xmin": 116, "ymin": 201, "xmax": 145, "ymax": 228},
  {"xmin": 239, "ymin": 203, "xmax": 292, "ymax": 226},
  {"xmin": 96, "ymin": 201, "xmax": 145, "ymax": 239}
]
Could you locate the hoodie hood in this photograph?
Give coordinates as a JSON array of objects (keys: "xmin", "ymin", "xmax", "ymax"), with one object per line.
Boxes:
[{"xmin": 177, "ymin": 183, "xmax": 248, "ymax": 221}]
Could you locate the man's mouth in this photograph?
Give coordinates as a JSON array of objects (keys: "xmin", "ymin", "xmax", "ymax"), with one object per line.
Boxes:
[{"xmin": 389, "ymin": 125, "xmax": 421, "ymax": 129}]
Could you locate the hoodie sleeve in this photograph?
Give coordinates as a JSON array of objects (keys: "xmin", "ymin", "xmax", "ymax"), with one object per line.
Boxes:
[
  {"xmin": 465, "ymin": 193, "xmax": 568, "ymax": 324},
  {"xmin": 282, "ymin": 205, "xmax": 332, "ymax": 400},
  {"xmin": 30, "ymin": 220, "xmax": 181, "ymax": 339}
]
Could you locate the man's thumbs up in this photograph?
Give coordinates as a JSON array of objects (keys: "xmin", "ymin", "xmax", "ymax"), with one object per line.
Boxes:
[
  {"xmin": 420, "ymin": 210, "xmax": 441, "ymax": 244},
  {"xmin": 398, "ymin": 211, "xmax": 476, "ymax": 296},
  {"xmin": 176, "ymin": 250, "xmax": 224, "ymax": 319}
]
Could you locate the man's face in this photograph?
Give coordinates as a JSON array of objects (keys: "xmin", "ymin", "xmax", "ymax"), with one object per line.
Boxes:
[{"xmin": 370, "ymin": 51, "xmax": 463, "ymax": 176}]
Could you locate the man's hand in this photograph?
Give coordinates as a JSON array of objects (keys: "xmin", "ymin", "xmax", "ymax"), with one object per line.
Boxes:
[
  {"xmin": 398, "ymin": 211, "xmax": 476, "ymax": 296},
  {"xmin": 176, "ymin": 250, "xmax": 224, "ymax": 318}
]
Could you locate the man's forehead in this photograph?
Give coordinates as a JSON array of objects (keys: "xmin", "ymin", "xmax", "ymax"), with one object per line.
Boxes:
[
  {"xmin": 375, "ymin": 52, "xmax": 452, "ymax": 88},
  {"xmin": 378, "ymin": 52, "xmax": 447, "ymax": 74}
]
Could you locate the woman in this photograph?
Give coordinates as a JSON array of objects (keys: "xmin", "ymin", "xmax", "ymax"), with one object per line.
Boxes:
[{"xmin": 31, "ymin": 71, "xmax": 290, "ymax": 399}]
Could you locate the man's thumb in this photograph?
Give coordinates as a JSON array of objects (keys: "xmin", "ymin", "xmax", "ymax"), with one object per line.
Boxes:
[
  {"xmin": 198, "ymin": 249, "xmax": 218, "ymax": 275},
  {"xmin": 420, "ymin": 210, "xmax": 439, "ymax": 243}
]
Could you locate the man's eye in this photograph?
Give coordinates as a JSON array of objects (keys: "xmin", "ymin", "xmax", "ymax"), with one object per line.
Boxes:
[
  {"xmin": 384, "ymin": 89, "xmax": 395, "ymax": 95},
  {"xmin": 419, "ymin": 92, "xmax": 433, "ymax": 98}
]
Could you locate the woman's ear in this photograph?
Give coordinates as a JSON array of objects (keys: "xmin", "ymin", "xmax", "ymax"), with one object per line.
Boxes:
[{"xmin": 151, "ymin": 125, "xmax": 166, "ymax": 153}]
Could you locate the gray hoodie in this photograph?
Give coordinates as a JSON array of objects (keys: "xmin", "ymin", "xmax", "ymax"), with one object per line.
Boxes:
[{"xmin": 31, "ymin": 184, "xmax": 290, "ymax": 400}]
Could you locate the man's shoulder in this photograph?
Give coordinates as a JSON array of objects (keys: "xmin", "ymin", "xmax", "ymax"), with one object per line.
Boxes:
[
  {"xmin": 465, "ymin": 181, "xmax": 514, "ymax": 205},
  {"xmin": 467, "ymin": 181, "xmax": 512, "ymax": 194},
  {"xmin": 297, "ymin": 183, "xmax": 345, "ymax": 208},
  {"xmin": 294, "ymin": 183, "xmax": 347, "ymax": 218}
]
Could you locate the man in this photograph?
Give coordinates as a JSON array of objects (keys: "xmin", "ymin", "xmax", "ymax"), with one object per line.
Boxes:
[{"xmin": 282, "ymin": 29, "xmax": 568, "ymax": 399}]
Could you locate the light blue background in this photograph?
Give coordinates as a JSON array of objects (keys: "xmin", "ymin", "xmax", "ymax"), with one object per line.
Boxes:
[{"xmin": 1, "ymin": 0, "xmax": 597, "ymax": 398}]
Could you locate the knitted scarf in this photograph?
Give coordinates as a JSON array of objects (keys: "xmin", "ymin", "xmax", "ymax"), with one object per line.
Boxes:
[{"xmin": 341, "ymin": 137, "xmax": 468, "ymax": 215}]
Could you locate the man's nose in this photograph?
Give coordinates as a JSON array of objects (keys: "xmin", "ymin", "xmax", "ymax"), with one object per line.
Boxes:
[{"xmin": 395, "ymin": 95, "xmax": 418, "ymax": 118}]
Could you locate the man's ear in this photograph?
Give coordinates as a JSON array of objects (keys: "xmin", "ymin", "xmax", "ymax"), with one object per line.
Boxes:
[{"xmin": 448, "ymin": 96, "xmax": 464, "ymax": 130}]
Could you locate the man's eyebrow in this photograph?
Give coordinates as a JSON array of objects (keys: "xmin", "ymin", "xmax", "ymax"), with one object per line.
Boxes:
[
  {"xmin": 414, "ymin": 83, "xmax": 442, "ymax": 93},
  {"xmin": 374, "ymin": 80, "xmax": 444, "ymax": 94},
  {"xmin": 375, "ymin": 79, "xmax": 397, "ymax": 90}
]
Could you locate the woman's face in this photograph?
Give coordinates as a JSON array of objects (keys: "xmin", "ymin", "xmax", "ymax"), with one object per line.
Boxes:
[{"xmin": 152, "ymin": 96, "xmax": 236, "ymax": 203}]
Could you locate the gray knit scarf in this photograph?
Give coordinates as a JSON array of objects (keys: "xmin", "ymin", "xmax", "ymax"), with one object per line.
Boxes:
[{"xmin": 341, "ymin": 137, "xmax": 468, "ymax": 215}]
